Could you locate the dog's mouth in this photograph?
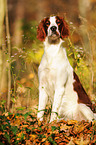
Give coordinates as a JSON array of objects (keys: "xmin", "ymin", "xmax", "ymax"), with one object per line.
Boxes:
[
  {"xmin": 51, "ymin": 32, "xmax": 59, "ymax": 37},
  {"xmin": 48, "ymin": 32, "xmax": 60, "ymax": 44}
]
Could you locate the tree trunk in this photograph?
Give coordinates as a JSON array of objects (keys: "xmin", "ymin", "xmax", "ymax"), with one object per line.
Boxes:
[
  {"xmin": 12, "ymin": 0, "xmax": 24, "ymax": 47},
  {"xmin": 0, "ymin": 0, "xmax": 7, "ymax": 95}
]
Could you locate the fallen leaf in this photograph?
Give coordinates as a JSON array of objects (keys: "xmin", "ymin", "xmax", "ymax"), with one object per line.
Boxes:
[
  {"xmin": 67, "ymin": 137, "xmax": 75, "ymax": 145},
  {"xmin": 60, "ymin": 124, "xmax": 70, "ymax": 131},
  {"xmin": 74, "ymin": 137, "xmax": 90, "ymax": 145},
  {"xmin": 67, "ymin": 120, "xmax": 78, "ymax": 125},
  {"xmin": 41, "ymin": 137, "xmax": 47, "ymax": 142},
  {"xmin": 29, "ymin": 134, "xmax": 37, "ymax": 141}
]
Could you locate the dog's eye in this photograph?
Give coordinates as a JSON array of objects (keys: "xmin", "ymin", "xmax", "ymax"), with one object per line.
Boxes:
[
  {"xmin": 56, "ymin": 20, "xmax": 60, "ymax": 25},
  {"xmin": 46, "ymin": 21, "xmax": 50, "ymax": 26}
]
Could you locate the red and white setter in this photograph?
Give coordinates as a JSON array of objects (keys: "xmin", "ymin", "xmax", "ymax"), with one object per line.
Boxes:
[{"xmin": 37, "ymin": 16, "xmax": 96, "ymax": 122}]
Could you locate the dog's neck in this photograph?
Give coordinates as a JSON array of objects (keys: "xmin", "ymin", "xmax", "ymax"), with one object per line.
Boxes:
[
  {"xmin": 44, "ymin": 37, "xmax": 64, "ymax": 57},
  {"xmin": 43, "ymin": 38, "xmax": 67, "ymax": 66}
]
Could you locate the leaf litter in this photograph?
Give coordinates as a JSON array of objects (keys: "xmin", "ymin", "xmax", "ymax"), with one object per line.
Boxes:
[{"xmin": 0, "ymin": 112, "xmax": 96, "ymax": 145}]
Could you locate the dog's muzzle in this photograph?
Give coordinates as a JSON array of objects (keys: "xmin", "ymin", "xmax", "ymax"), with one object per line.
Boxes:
[{"xmin": 48, "ymin": 25, "xmax": 60, "ymax": 44}]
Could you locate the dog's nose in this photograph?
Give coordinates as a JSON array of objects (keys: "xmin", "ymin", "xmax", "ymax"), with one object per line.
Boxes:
[{"xmin": 50, "ymin": 26, "xmax": 57, "ymax": 32}]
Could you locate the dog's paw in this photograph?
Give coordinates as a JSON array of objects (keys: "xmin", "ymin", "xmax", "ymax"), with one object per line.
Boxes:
[
  {"xmin": 50, "ymin": 112, "xmax": 57, "ymax": 123},
  {"xmin": 37, "ymin": 113, "xmax": 43, "ymax": 121}
]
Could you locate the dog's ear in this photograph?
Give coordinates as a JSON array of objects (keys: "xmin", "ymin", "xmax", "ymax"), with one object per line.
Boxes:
[
  {"xmin": 57, "ymin": 16, "xmax": 69, "ymax": 39},
  {"xmin": 37, "ymin": 18, "xmax": 47, "ymax": 41}
]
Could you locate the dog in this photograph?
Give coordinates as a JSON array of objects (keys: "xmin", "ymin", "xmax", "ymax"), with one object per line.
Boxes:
[{"xmin": 37, "ymin": 15, "xmax": 96, "ymax": 122}]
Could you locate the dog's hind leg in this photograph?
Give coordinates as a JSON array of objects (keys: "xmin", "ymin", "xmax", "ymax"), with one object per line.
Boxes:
[{"xmin": 79, "ymin": 104, "xmax": 96, "ymax": 121}]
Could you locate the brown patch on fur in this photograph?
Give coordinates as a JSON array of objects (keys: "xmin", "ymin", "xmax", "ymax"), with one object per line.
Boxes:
[
  {"xmin": 37, "ymin": 17, "xmax": 49, "ymax": 41},
  {"xmin": 56, "ymin": 16, "xmax": 70, "ymax": 39},
  {"xmin": 73, "ymin": 71, "xmax": 95, "ymax": 112}
]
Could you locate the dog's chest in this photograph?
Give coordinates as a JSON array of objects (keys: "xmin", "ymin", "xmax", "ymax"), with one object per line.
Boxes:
[
  {"xmin": 39, "ymin": 50, "xmax": 67, "ymax": 98},
  {"xmin": 39, "ymin": 61, "xmax": 57, "ymax": 99},
  {"xmin": 42, "ymin": 63, "xmax": 57, "ymax": 98}
]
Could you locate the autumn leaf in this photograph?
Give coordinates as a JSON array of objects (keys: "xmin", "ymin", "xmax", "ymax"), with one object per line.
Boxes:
[
  {"xmin": 29, "ymin": 134, "xmax": 37, "ymax": 141},
  {"xmin": 74, "ymin": 137, "xmax": 90, "ymax": 145}
]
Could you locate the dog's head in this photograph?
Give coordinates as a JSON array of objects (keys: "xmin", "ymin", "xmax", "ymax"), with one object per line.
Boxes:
[{"xmin": 37, "ymin": 16, "xmax": 69, "ymax": 44}]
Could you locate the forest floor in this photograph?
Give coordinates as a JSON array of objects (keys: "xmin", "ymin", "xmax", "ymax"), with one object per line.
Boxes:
[{"xmin": 0, "ymin": 108, "xmax": 96, "ymax": 145}]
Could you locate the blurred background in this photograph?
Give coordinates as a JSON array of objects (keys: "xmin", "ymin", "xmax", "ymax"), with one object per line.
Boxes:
[{"xmin": 0, "ymin": 0, "xmax": 96, "ymax": 113}]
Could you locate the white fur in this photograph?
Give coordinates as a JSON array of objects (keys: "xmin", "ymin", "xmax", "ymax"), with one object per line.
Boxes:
[
  {"xmin": 37, "ymin": 16, "xmax": 96, "ymax": 122},
  {"xmin": 48, "ymin": 16, "xmax": 60, "ymax": 36}
]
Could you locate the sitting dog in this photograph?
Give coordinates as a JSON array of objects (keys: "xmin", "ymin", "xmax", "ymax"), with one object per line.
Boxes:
[{"xmin": 37, "ymin": 15, "xmax": 96, "ymax": 122}]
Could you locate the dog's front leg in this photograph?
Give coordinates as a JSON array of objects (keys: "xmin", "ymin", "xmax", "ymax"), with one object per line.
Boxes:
[
  {"xmin": 50, "ymin": 70, "xmax": 68, "ymax": 123},
  {"xmin": 50, "ymin": 87, "xmax": 65, "ymax": 122},
  {"xmin": 37, "ymin": 86, "xmax": 48, "ymax": 121}
]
